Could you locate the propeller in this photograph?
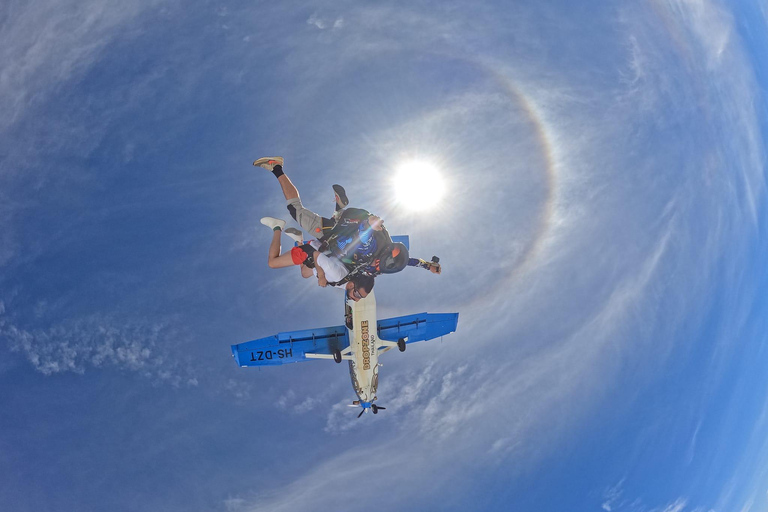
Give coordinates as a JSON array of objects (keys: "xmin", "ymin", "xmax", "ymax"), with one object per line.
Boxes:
[{"xmin": 349, "ymin": 401, "xmax": 386, "ymax": 418}]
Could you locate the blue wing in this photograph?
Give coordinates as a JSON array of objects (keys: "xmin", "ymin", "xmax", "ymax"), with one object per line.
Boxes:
[
  {"xmin": 377, "ymin": 312, "xmax": 459, "ymax": 345},
  {"xmin": 231, "ymin": 325, "xmax": 349, "ymax": 367},
  {"xmin": 390, "ymin": 235, "xmax": 410, "ymax": 250}
]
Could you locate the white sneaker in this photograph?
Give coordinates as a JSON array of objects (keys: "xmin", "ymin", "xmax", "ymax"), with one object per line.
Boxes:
[
  {"xmin": 284, "ymin": 228, "xmax": 304, "ymax": 245},
  {"xmin": 260, "ymin": 217, "xmax": 286, "ymax": 231},
  {"xmin": 253, "ymin": 156, "xmax": 284, "ymax": 171}
]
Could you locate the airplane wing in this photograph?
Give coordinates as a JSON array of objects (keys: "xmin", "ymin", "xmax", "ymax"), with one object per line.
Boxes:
[
  {"xmin": 377, "ymin": 312, "xmax": 459, "ymax": 345},
  {"xmin": 231, "ymin": 325, "xmax": 349, "ymax": 367},
  {"xmin": 390, "ymin": 235, "xmax": 409, "ymax": 250}
]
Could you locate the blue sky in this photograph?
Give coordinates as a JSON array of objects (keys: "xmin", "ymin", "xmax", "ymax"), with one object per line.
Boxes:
[{"xmin": 1, "ymin": 1, "xmax": 767, "ymax": 511}]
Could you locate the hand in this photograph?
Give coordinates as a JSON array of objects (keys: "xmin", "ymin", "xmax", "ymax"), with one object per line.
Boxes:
[
  {"xmin": 300, "ymin": 264, "xmax": 314, "ymax": 279},
  {"xmin": 429, "ymin": 263, "xmax": 441, "ymax": 274},
  {"xmin": 317, "ymin": 275, "xmax": 328, "ymax": 287},
  {"xmin": 368, "ymin": 215, "xmax": 384, "ymax": 231}
]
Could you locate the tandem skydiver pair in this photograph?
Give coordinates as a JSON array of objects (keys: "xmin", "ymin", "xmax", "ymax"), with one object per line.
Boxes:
[{"xmin": 254, "ymin": 156, "xmax": 441, "ymax": 302}]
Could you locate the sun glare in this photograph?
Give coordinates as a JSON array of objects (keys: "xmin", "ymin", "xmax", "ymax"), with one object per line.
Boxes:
[{"xmin": 392, "ymin": 160, "xmax": 446, "ymax": 211}]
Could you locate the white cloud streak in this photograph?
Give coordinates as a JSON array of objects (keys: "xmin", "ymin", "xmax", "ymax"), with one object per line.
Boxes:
[
  {"xmin": 600, "ymin": 483, "xmax": 691, "ymax": 512},
  {"xmin": 0, "ymin": 304, "xmax": 197, "ymax": 386},
  {"xmin": 0, "ymin": 0, "xmax": 153, "ymax": 133}
]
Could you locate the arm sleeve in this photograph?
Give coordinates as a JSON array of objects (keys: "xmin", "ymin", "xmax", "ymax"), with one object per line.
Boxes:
[
  {"xmin": 359, "ymin": 223, "xmax": 373, "ymax": 244},
  {"xmin": 408, "ymin": 258, "xmax": 432, "ymax": 270}
]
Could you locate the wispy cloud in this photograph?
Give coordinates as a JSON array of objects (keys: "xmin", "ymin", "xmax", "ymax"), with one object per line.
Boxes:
[
  {"xmin": 306, "ymin": 13, "xmax": 344, "ymax": 31},
  {"xmin": 0, "ymin": 0, "xmax": 156, "ymax": 274},
  {"xmin": 0, "ymin": 302, "xmax": 198, "ymax": 386},
  {"xmin": 0, "ymin": 0, "xmax": 150, "ymax": 132},
  {"xmin": 275, "ymin": 388, "xmax": 326, "ymax": 414},
  {"xmin": 602, "ymin": 478, "xmax": 627, "ymax": 511},
  {"xmin": 661, "ymin": 498, "xmax": 688, "ymax": 512},
  {"xmin": 600, "ymin": 483, "xmax": 690, "ymax": 512}
]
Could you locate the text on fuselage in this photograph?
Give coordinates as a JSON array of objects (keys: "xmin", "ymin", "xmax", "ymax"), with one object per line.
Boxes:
[
  {"xmin": 250, "ymin": 348, "xmax": 293, "ymax": 361},
  {"xmin": 361, "ymin": 320, "xmax": 371, "ymax": 370}
]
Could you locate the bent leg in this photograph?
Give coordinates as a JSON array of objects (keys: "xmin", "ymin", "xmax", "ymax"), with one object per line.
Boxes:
[
  {"xmin": 268, "ymin": 252, "xmax": 296, "ymax": 269},
  {"xmin": 267, "ymin": 230, "xmax": 296, "ymax": 269},
  {"xmin": 276, "ymin": 174, "xmax": 299, "ymax": 201},
  {"xmin": 286, "ymin": 197, "xmax": 328, "ymax": 238}
]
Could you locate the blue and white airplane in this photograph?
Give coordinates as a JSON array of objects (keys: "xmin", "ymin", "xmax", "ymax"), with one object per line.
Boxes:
[{"xmin": 231, "ymin": 289, "xmax": 459, "ymax": 418}]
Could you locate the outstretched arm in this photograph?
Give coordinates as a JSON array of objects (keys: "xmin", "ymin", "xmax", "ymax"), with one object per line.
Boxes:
[{"xmin": 408, "ymin": 257, "xmax": 441, "ymax": 274}]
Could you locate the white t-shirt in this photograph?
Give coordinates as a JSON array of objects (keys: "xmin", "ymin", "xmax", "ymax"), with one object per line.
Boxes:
[{"xmin": 308, "ymin": 240, "xmax": 349, "ymax": 285}]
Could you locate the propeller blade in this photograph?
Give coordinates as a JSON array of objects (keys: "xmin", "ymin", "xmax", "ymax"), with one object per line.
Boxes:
[
  {"xmin": 377, "ymin": 406, "xmax": 386, "ymax": 410},
  {"xmin": 357, "ymin": 409, "xmax": 365, "ymax": 418}
]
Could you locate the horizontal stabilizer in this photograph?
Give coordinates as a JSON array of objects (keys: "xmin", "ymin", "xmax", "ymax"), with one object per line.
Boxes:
[
  {"xmin": 231, "ymin": 325, "xmax": 349, "ymax": 367},
  {"xmin": 377, "ymin": 312, "xmax": 459, "ymax": 345}
]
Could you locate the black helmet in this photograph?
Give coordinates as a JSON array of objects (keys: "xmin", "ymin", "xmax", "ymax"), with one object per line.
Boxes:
[{"xmin": 380, "ymin": 242, "xmax": 409, "ymax": 274}]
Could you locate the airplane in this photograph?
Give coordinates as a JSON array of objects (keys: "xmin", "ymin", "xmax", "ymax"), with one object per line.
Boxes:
[{"xmin": 231, "ymin": 281, "xmax": 459, "ymax": 417}]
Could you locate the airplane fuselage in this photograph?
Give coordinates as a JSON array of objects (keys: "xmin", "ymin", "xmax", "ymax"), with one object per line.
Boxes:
[
  {"xmin": 231, "ymin": 284, "xmax": 459, "ymax": 418},
  {"xmin": 345, "ymin": 290, "xmax": 379, "ymax": 406}
]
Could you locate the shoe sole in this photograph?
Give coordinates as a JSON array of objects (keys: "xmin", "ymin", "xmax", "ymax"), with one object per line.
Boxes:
[
  {"xmin": 284, "ymin": 228, "xmax": 303, "ymax": 243},
  {"xmin": 253, "ymin": 157, "xmax": 284, "ymax": 169},
  {"xmin": 332, "ymin": 184, "xmax": 349, "ymax": 207}
]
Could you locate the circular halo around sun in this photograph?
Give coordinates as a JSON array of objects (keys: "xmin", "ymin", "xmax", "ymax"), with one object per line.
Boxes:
[{"xmin": 392, "ymin": 160, "xmax": 446, "ymax": 211}]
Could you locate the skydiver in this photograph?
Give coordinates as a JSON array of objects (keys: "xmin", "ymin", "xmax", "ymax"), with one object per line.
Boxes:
[
  {"xmin": 260, "ymin": 215, "xmax": 375, "ymax": 301},
  {"xmin": 285, "ymin": 187, "xmax": 442, "ymax": 279},
  {"xmin": 323, "ymin": 204, "xmax": 442, "ymax": 277},
  {"xmin": 255, "ymin": 156, "xmax": 441, "ymax": 286}
]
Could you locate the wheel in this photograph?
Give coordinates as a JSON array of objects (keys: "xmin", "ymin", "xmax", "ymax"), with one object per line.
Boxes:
[
  {"xmin": 397, "ymin": 338, "xmax": 406, "ymax": 352},
  {"xmin": 372, "ymin": 404, "xmax": 379, "ymax": 414},
  {"xmin": 333, "ymin": 349, "xmax": 342, "ymax": 363}
]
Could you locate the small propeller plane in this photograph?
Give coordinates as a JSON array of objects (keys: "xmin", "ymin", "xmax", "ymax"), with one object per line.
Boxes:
[{"xmin": 231, "ymin": 290, "xmax": 459, "ymax": 418}]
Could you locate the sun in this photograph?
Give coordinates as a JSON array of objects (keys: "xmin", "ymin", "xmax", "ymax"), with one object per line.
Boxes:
[{"xmin": 392, "ymin": 160, "xmax": 446, "ymax": 211}]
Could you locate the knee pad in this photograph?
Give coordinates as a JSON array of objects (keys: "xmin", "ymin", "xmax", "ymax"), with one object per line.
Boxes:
[{"xmin": 287, "ymin": 204, "xmax": 298, "ymax": 221}]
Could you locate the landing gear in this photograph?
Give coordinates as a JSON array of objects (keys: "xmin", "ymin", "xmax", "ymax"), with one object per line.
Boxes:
[
  {"xmin": 333, "ymin": 349, "xmax": 342, "ymax": 363},
  {"xmin": 397, "ymin": 338, "xmax": 406, "ymax": 352},
  {"xmin": 372, "ymin": 404, "xmax": 386, "ymax": 414}
]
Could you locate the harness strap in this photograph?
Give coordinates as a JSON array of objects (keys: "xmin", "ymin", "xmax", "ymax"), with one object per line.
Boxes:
[{"xmin": 326, "ymin": 262, "xmax": 370, "ymax": 287}]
